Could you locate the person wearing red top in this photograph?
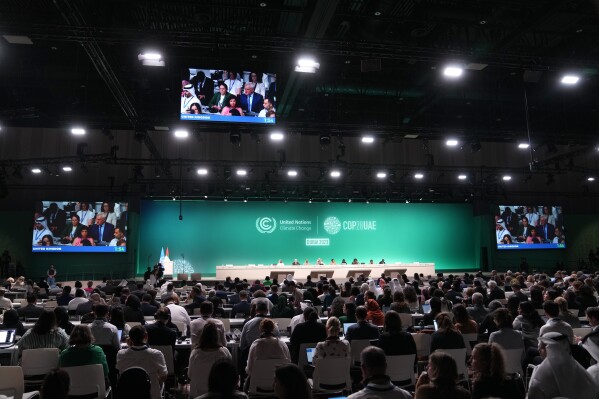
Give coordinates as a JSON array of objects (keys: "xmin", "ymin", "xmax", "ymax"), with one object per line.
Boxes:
[{"xmin": 366, "ymin": 299, "xmax": 385, "ymax": 326}]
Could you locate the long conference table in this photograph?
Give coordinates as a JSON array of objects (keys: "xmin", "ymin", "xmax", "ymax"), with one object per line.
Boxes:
[{"xmin": 215, "ymin": 262, "xmax": 435, "ymax": 281}]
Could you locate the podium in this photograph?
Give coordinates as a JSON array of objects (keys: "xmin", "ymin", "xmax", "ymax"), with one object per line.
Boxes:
[
  {"xmin": 270, "ymin": 270, "xmax": 295, "ymax": 281},
  {"xmin": 345, "ymin": 269, "xmax": 372, "ymax": 278},
  {"xmin": 383, "ymin": 268, "xmax": 407, "ymax": 277},
  {"xmin": 310, "ymin": 270, "xmax": 335, "ymax": 279}
]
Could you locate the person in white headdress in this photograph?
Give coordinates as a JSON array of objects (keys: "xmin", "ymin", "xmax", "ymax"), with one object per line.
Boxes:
[
  {"xmin": 495, "ymin": 219, "xmax": 511, "ymax": 244},
  {"xmin": 528, "ymin": 332, "xmax": 599, "ymax": 399},
  {"xmin": 32, "ymin": 216, "xmax": 53, "ymax": 245},
  {"xmin": 181, "ymin": 83, "xmax": 200, "ymax": 114},
  {"xmin": 390, "ymin": 278, "xmax": 402, "ymax": 295},
  {"xmin": 582, "ymin": 332, "xmax": 599, "ymax": 384}
]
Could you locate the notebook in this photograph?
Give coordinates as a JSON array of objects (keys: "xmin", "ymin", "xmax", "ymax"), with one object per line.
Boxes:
[
  {"xmin": 306, "ymin": 347, "xmax": 315, "ymax": 364},
  {"xmin": 0, "ymin": 329, "xmax": 16, "ymax": 348},
  {"xmin": 343, "ymin": 322, "xmax": 356, "ymax": 336}
]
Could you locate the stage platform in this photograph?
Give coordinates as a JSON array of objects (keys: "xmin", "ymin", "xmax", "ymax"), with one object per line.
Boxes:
[{"xmin": 215, "ymin": 262, "xmax": 435, "ymax": 281}]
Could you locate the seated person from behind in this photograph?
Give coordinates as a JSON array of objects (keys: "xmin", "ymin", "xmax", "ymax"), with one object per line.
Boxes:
[
  {"xmin": 17, "ymin": 293, "xmax": 44, "ymax": 319},
  {"xmin": 430, "ymin": 312, "xmax": 466, "ymax": 353},
  {"xmin": 345, "ymin": 305, "xmax": 380, "ymax": 341}
]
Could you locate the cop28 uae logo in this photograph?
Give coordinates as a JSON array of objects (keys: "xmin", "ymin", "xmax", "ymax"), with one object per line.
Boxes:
[
  {"xmin": 323, "ymin": 216, "xmax": 341, "ymax": 235},
  {"xmin": 256, "ymin": 217, "xmax": 277, "ymax": 234}
]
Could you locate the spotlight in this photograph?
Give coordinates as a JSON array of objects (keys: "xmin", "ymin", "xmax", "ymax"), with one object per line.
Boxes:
[
  {"xmin": 561, "ymin": 75, "xmax": 580, "ymax": 85},
  {"xmin": 31, "ymin": 168, "xmax": 41, "ymax": 174},
  {"xmin": 458, "ymin": 174, "xmax": 467, "ymax": 180},
  {"xmin": 137, "ymin": 52, "xmax": 164, "ymax": 67},
  {"xmin": 71, "ymin": 127, "xmax": 85, "ymax": 135},
  {"xmin": 361, "ymin": 136, "xmax": 374, "ymax": 144},
  {"xmin": 330, "ymin": 170, "xmax": 341, "ymax": 178},
  {"xmin": 588, "ymin": 177, "xmax": 596, "ymax": 182},
  {"xmin": 236, "ymin": 169, "xmax": 247, "ymax": 176},
  {"xmin": 443, "ymin": 66, "xmax": 463, "ymax": 78},
  {"xmin": 174, "ymin": 130, "xmax": 189, "ymax": 138},
  {"xmin": 446, "ymin": 139, "xmax": 459, "ymax": 146},
  {"xmin": 502, "ymin": 175, "xmax": 512, "ymax": 181},
  {"xmin": 295, "ymin": 58, "xmax": 320, "ymax": 73},
  {"xmin": 414, "ymin": 173, "xmax": 424, "ymax": 179},
  {"xmin": 197, "ymin": 168, "xmax": 208, "ymax": 175},
  {"xmin": 518, "ymin": 143, "xmax": 530, "ymax": 149},
  {"xmin": 287, "ymin": 170, "xmax": 298, "ymax": 177},
  {"xmin": 376, "ymin": 172, "xmax": 387, "ymax": 179},
  {"xmin": 270, "ymin": 132, "xmax": 284, "ymax": 141},
  {"xmin": 62, "ymin": 166, "xmax": 73, "ymax": 172}
]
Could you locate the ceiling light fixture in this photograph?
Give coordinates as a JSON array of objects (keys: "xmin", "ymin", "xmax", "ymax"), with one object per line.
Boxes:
[
  {"xmin": 376, "ymin": 172, "xmax": 387, "ymax": 179},
  {"xmin": 270, "ymin": 132, "xmax": 284, "ymax": 141},
  {"xmin": 518, "ymin": 143, "xmax": 530, "ymax": 149},
  {"xmin": 138, "ymin": 52, "xmax": 165, "ymax": 67},
  {"xmin": 31, "ymin": 168, "xmax": 41, "ymax": 174},
  {"xmin": 414, "ymin": 173, "xmax": 424, "ymax": 179},
  {"xmin": 588, "ymin": 177, "xmax": 596, "ymax": 182},
  {"xmin": 71, "ymin": 128, "xmax": 85, "ymax": 135},
  {"xmin": 443, "ymin": 66, "xmax": 463, "ymax": 78},
  {"xmin": 236, "ymin": 169, "xmax": 247, "ymax": 176},
  {"xmin": 295, "ymin": 58, "xmax": 320, "ymax": 73},
  {"xmin": 62, "ymin": 166, "xmax": 73, "ymax": 172},
  {"xmin": 330, "ymin": 170, "xmax": 341, "ymax": 178},
  {"xmin": 174, "ymin": 129, "xmax": 189, "ymax": 138},
  {"xmin": 458, "ymin": 174, "xmax": 467, "ymax": 180},
  {"xmin": 502, "ymin": 175, "xmax": 512, "ymax": 181},
  {"xmin": 561, "ymin": 75, "xmax": 580, "ymax": 85},
  {"xmin": 446, "ymin": 139, "xmax": 459, "ymax": 146},
  {"xmin": 197, "ymin": 168, "xmax": 208, "ymax": 175},
  {"xmin": 287, "ymin": 170, "xmax": 298, "ymax": 177},
  {"xmin": 361, "ymin": 136, "xmax": 374, "ymax": 144}
]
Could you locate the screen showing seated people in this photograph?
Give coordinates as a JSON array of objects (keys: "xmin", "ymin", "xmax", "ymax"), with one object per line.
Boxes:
[
  {"xmin": 32, "ymin": 201, "xmax": 128, "ymax": 253},
  {"xmin": 496, "ymin": 205, "xmax": 565, "ymax": 250},
  {"xmin": 180, "ymin": 68, "xmax": 276, "ymax": 124}
]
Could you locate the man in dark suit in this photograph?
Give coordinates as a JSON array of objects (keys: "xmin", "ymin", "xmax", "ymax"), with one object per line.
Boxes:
[
  {"xmin": 345, "ymin": 306, "xmax": 380, "ymax": 342},
  {"xmin": 500, "ymin": 207, "xmax": 518, "ymax": 235},
  {"xmin": 146, "ymin": 308, "xmax": 177, "ymax": 352},
  {"xmin": 240, "ymin": 83, "xmax": 264, "ymax": 114},
  {"xmin": 17, "ymin": 293, "xmax": 44, "ymax": 319},
  {"xmin": 289, "ymin": 308, "xmax": 327, "ymax": 363},
  {"xmin": 89, "ymin": 213, "xmax": 115, "ymax": 243},
  {"xmin": 191, "ymin": 71, "xmax": 215, "ymax": 106},
  {"xmin": 488, "ymin": 280, "xmax": 506, "ymax": 301},
  {"xmin": 131, "ymin": 283, "xmax": 146, "ymax": 300},
  {"xmin": 141, "ymin": 294, "xmax": 158, "ymax": 316},
  {"xmin": 537, "ymin": 216, "xmax": 556, "ymax": 242},
  {"xmin": 43, "ymin": 202, "xmax": 67, "ymax": 235},
  {"xmin": 232, "ymin": 290, "xmax": 251, "ymax": 317}
]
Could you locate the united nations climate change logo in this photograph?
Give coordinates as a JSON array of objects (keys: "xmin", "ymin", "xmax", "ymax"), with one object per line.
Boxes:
[
  {"xmin": 323, "ymin": 216, "xmax": 341, "ymax": 235},
  {"xmin": 256, "ymin": 217, "xmax": 277, "ymax": 234}
]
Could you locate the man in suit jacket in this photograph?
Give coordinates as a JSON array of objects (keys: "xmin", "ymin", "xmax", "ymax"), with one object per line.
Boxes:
[
  {"xmin": 191, "ymin": 71, "xmax": 215, "ymax": 106},
  {"xmin": 515, "ymin": 216, "xmax": 533, "ymax": 242},
  {"xmin": 232, "ymin": 290, "xmax": 251, "ymax": 317},
  {"xmin": 345, "ymin": 306, "xmax": 380, "ymax": 342},
  {"xmin": 537, "ymin": 216, "xmax": 556, "ymax": 242},
  {"xmin": 61, "ymin": 215, "xmax": 84, "ymax": 244},
  {"xmin": 89, "ymin": 213, "xmax": 115, "ymax": 242},
  {"xmin": 146, "ymin": 308, "xmax": 177, "ymax": 351},
  {"xmin": 141, "ymin": 294, "xmax": 158, "ymax": 316},
  {"xmin": 42, "ymin": 202, "xmax": 67, "ymax": 234},
  {"xmin": 240, "ymin": 83, "xmax": 264, "ymax": 114},
  {"xmin": 500, "ymin": 207, "xmax": 518, "ymax": 235},
  {"xmin": 17, "ymin": 294, "xmax": 44, "ymax": 319}
]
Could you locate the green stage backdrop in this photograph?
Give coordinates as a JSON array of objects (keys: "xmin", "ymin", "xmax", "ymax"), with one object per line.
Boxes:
[{"xmin": 138, "ymin": 201, "xmax": 477, "ymax": 276}]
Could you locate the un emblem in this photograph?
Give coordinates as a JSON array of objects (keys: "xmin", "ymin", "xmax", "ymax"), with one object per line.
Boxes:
[{"xmin": 256, "ymin": 217, "xmax": 277, "ymax": 234}]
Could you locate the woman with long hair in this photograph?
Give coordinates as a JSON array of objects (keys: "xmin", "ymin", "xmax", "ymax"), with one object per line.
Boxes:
[
  {"xmin": 54, "ymin": 306, "xmax": 75, "ymax": 335},
  {"xmin": 189, "ymin": 321, "xmax": 232, "ymax": 397},
  {"xmin": 200, "ymin": 358, "xmax": 248, "ymax": 398},
  {"xmin": 555, "ymin": 296, "xmax": 581, "ymax": 327},
  {"xmin": 376, "ymin": 310, "xmax": 417, "ymax": 356},
  {"xmin": 513, "ymin": 301, "xmax": 545, "ymax": 348},
  {"xmin": 414, "ymin": 351, "xmax": 470, "ymax": 399},
  {"xmin": 430, "ymin": 313, "xmax": 466, "ymax": 353},
  {"xmin": 366, "ymin": 298, "xmax": 385, "ymax": 326},
  {"xmin": 0, "ymin": 308, "xmax": 26, "ymax": 336},
  {"xmin": 470, "ymin": 343, "xmax": 524, "ymax": 399},
  {"xmin": 17, "ymin": 310, "xmax": 69, "ymax": 356},
  {"xmin": 452, "ymin": 304, "xmax": 478, "ymax": 334},
  {"xmin": 273, "ymin": 363, "xmax": 312, "ymax": 399}
]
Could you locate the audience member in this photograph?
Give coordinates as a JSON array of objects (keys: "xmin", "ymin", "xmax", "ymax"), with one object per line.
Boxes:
[
  {"xmin": 18, "ymin": 310, "xmax": 69, "ymax": 356},
  {"xmin": 1, "ymin": 308, "xmax": 26, "ymax": 336},
  {"xmin": 414, "ymin": 351, "xmax": 470, "ymax": 399},
  {"xmin": 313, "ymin": 317, "xmax": 350, "ymax": 364},
  {"xmin": 430, "ymin": 312, "xmax": 466, "ymax": 353},
  {"xmin": 189, "ymin": 321, "xmax": 232, "ymax": 398},
  {"xmin": 17, "ymin": 293, "xmax": 44, "ymax": 319},
  {"xmin": 273, "ymin": 363, "xmax": 312, "ymax": 399},
  {"xmin": 116, "ymin": 325, "xmax": 167, "ymax": 399},
  {"xmin": 198, "ymin": 358, "xmax": 248, "ymax": 399},
  {"xmin": 40, "ymin": 368, "xmax": 70, "ymax": 399},
  {"xmin": 289, "ymin": 307, "xmax": 327, "ymax": 363},
  {"xmin": 470, "ymin": 343, "xmax": 524, "ymax": 399},
  {"xmin": 58, "ymin": 324, "xmax": 109, "ymax": 376},
  {"xmin": 89, "ymin": 303, "xmax": 121, "ymax": 350},
  {"xmin": 452, "ymin": 303, "xmax": 478, "ymax": 334},
  {"xmin": 345, "ymin": 306, "xmax": 380, "ymax": 341},
  {"xmin": 539, "ymin": 300, "xmax": 573, "ymax": 343},
  {"xmin": 467, "ymin": 293, "xmax": 489, "ymax": 324},
  {"xmin": 190, "ymin": 301, "xmax": 226, "ymax": 346},
  {"xmin": 513, "ymin": 301, "xmax": 545, "ymax": 348},
  {"xmin": 376, "ymin": 310, "xmax": 417, "ymax": 357}
]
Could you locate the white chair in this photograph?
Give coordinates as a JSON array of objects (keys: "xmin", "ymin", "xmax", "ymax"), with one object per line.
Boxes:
[
  {"xmin": 461, "ymin": 333, "xmax": 478, "ymax": 355},
  {"xmin": 434, "ymin": 348, "xmax": 468, "ymax": 380},
  {"xmin": 297, "ymin": 342, "xmax": 318, "ymax": 369},
  {"xmin": 502, "ymin": 348, "xmax": 525, "ymax": 375},
  {"xmin": 21, "ymin": 348, "xmax": 59, "ymax": 386},
  {"xmin": 386, "ymin": 354, "xmax": 416, "ymax": 387},
  {"xmin": 411, "ymin": 333, "xmax": 432, "ymax": 358},
  {"xmin": 0, "ymin": 366, "xmax": 39, "ymax": 399},
  {"xmin": 248, "ymin": 358, "xmax": 290, "ymax": 395},
  {"xmin": 399, "ymin": 313, "xmax": 413, "ymax": 328},
  {"xmin": 350, "ymin": 339, "xmax": 372, "ymax": 365},
  {"xmin": 311, "ymin": 356, "xmax": 352, "ymax": 392},
  {"xmin": 220, "ymin": 318, "xmax": 231, "ymax": 333},
  {"xmin": 272, "ymin": 318, "xmax": 292, "ymax": 335},
  {"xmin": 150, "ymin": 345, "xmax": 175, "ymax": 376},
  {"xmin": 62, "ymin": 364, "xmax": 110, "ymax": 398}
]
